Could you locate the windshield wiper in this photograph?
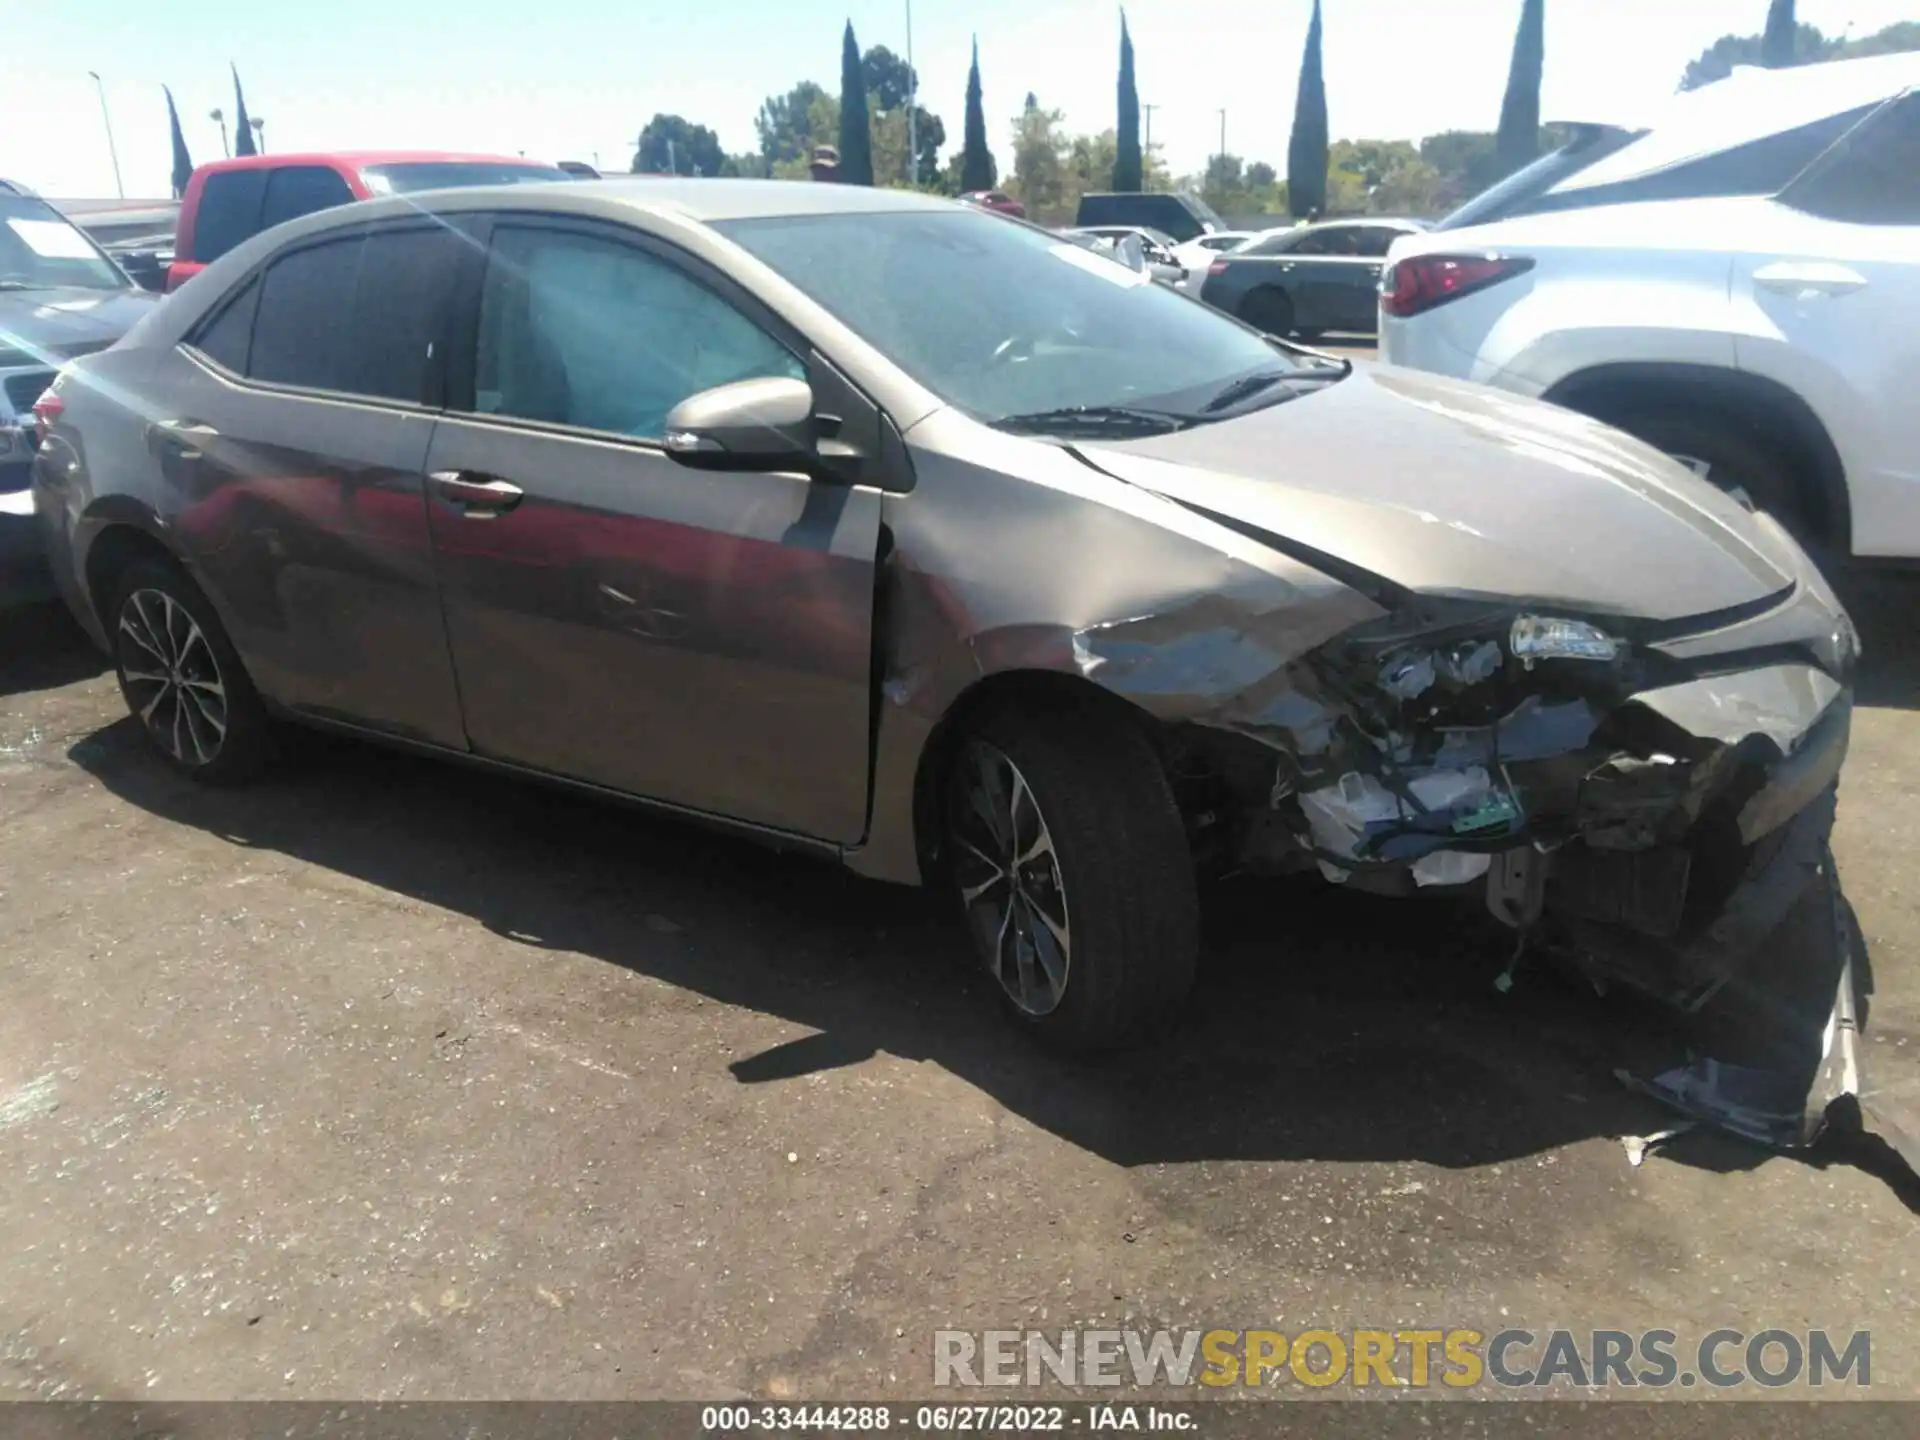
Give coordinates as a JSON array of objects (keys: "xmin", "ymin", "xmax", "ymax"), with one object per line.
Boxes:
[
  {"xmin": 1202, "ymin": 362, "xmax": 1351, "ymax": 414},
  {"xmin": 992, "ymin": 404, "xmax": 1194, "ymax": 437}
]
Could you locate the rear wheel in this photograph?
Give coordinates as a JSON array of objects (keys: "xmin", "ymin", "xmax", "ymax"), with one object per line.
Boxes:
[
  {"xmin": 110, "ymin": 558, "xmax": 272, "ymax": 784},
  {"xmin": 1239, "ymin": 288, "xmax": 1296, "ymax": 340},
  {"xmin": 1602, "ymin": 407, "xmax": 1812, "ymax": 541},
  {"xmin": 944, "ymin": 703, "xmax": 1199, "ymax": 1054}
]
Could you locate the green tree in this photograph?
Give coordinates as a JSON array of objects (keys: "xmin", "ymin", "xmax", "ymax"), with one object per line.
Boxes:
[
  {"xmin": 1245, "ymin": 160, "xmax": 1277, "ymax": 189},
  {"xmin": 838, "ymin": 22, "xmax": 875, "ymax": 185},
  {"xmin": 756, "ymin": 81, "xmax": 832, "ymax": 167},
  {"xmin": 1843, "ymin": 20, "xmax": 1920, "ymax": 57},
  {"xmin": 231, "ymin": 64, "xmax": 257, "ymax": 157},
  {"xmin": 1496, "ymin": 0, "xmax": 1545, "ymax": 177},
  {"xmin": 1682, "ymin": 22, "xmax": 1834, "ymax": 88},
  {"xmin": 1762, "ymin": 0, "xmax": 1797, "ymax": 67},
  {"xmin": 1009, "ymin": 98, "xmax": 1068, "ymax": 220},
  {"xmin": 1114, "ymin": 12, "xmax": 1142, "ymax": 191},
  {"xmin": 163, "ymin": 86, "xmax": 194, "ymax": 198},
  {"xmin": 960, "ymin": 38, "xmax": 996, "ymax": 191},
  {"xmin": 1287, "ymin": 0, "xmax": 1328, "ymax": 217},
  {"xmin": 632, "ymin": 114, "xmax": 724, "ymax": 175}
]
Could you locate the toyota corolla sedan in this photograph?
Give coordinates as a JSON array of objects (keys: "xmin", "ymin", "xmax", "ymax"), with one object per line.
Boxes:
[{"xmin": 33, "ymin": 180, "xmax": 1856, "ymax": 1054}]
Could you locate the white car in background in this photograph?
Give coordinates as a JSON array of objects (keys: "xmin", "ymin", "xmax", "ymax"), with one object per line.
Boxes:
[
  {"xmin": 1170, "ymin": 228, "xmax": 1266, "ymax": 280},
  {"xmin": 1380, "ymin": 51, "xmax": 1920, "ymax": 560}
]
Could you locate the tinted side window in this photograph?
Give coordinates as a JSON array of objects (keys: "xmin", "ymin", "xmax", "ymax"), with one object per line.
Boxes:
[
  {"xmin": 1291, "ymin": 230, "xmax": 1335, "ymax": 255},
  {"xmin": 1354, "ymin": 226, "xmax": 1407, "ymax": 258},
  {"xmin": 188, "ymin": 277, "xmax": 260, "ymax": 372},
  {"xmin": 259, "ymin": 166, "xmax": 355, "ymax": 232},
  {"xmin": 1246, "ymin": 230, "xmax": 1303, "ymax": 256},
  {"xmin": 472, "ymin": 225, "xmax": 803, "ymax": 439},
  {"xmin": 1786, "ymin": 94, "xmax": 1920, "ymax": 225},
  {"xmin": 1516, "ymin": 105, "xmax": 1878, "ymax": 219},
  {"xmin": 249, "ymin": 228, "xmax": 456, "ymax": 401},
  {"xmin": 190, "ymin": 170, "xmax": 267, "ymax": 263}
]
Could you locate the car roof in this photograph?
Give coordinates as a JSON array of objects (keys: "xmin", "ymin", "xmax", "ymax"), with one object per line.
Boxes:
[
  {"xmin": 189, "ymin": 150, "xmax": 558, "ymax": 177},
  {"xmin": 1553, "ymin": 51, "xmax": 1920, "ymax": 193},
  {"xmin": 392, "ymin": 177, "xmax": 963, "ymax": 222}
]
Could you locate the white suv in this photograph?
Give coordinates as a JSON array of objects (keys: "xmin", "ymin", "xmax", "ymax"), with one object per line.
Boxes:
[{"xmin": 1380, "ymin": 52, "xmax": 1920, "ymax": 560}]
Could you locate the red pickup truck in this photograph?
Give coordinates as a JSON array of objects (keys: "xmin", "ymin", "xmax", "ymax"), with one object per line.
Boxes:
[{"xmin": 165, "ymin": 151, "xmax": 573, "ymax": 292}]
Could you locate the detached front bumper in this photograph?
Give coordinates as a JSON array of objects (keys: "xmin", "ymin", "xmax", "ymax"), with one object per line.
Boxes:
[{"xmin": 1541, "ymin": 662, "xmax": 1850, "ymax": 1009}]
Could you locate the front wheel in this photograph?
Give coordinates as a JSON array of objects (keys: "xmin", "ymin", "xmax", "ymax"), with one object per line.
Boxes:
[
  {"xmin": 1605, "ymin": 408, "xmax": 1813, "ymax": 542},
  {"xmin": 110, "ymin": 557, "xmax": 272, "ymax": 784},
  {"xmin": 944, "ymin": 704, "xmax": 1200, "ymax": 1053}
]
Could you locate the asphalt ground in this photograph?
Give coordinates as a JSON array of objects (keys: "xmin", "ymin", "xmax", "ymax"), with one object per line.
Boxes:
[{"xmin": 1, "ymin": 493, "xmax": 1917, "ymax": 1406}]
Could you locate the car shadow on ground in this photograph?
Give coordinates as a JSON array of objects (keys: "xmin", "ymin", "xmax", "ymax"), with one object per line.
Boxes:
[
  {"xmin": 67, "ymin": 705, "xmax": 1897, "ymax": 1200},
  {"xmin": 0, "ymin": 601, "xmax": 107, "ymax": 698},
  {"xmin": 1835, "ymin": 566, "xmax": 1920, "ymax": 710}
]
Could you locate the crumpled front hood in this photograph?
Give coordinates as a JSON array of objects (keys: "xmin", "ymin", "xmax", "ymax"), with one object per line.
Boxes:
[
  {"xmin": 0, "ymin": 286, "xmax": 161, "ymax": 357},
  {"xmin": 1077, "ymin": 365, "xmax": 1804, "ymax": 623}
]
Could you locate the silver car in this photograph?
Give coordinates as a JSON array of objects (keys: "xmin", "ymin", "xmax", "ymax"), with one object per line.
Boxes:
[{"xmin": 35, "ymin": 180, "xmax": 1856, "ymax": 1056}]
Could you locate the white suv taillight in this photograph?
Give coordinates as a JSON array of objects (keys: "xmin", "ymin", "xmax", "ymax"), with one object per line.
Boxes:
[{"xmin": 1381, "ymin": 254, "xmax": 1534, "ymax": 319}]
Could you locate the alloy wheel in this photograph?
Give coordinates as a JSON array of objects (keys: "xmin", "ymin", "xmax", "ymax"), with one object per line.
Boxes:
[
  {"xmin": 116, "ymin": 588, "xmax": 229, "ymax": 767},
  {"xmin": 949, "ymin": 740, "xmax": 1072, "ymax": 1016}
]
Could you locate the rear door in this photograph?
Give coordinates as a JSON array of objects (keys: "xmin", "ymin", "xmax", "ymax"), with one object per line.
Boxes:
[
  {"xmin": 1733, "ymin": 92, "xmax": 1920, "ymax": 557},
  {"xmin": 158, "ymin": 220, "xmax": 468, "ymax": 744},
  {"xmin": 1289, "ymin": 224, "xmax": 1401, "ymax": 332},
  {"xmin": 422, "ymin": 215, "xmax": 883, "ymax": 842}
]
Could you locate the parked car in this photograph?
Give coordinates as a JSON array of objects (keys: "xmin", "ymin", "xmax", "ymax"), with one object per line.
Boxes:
[
  {"xmin": 960, "ymin": 190, "xmax": 1027, "ymax": 219},
  {"xmin": 1170, "ymin": 228, "xmax": 1264, "ymax": 278},
  {"xmin": 1075, "ymin": 191, "xmax": 1223, "ymax": 244},
  {"xmin": 37, "ymin": 180, "xmax": 1854, "ymax": 1056},
  {"xmin": 1, "ymin": 190, "xmax": 162, "ymax": 587},
  {"xmin": 1199, "ymin": 218, "xmax": 1430, "ymax": 339},
  {"xmin": 1381, "ymin": 51, "xmax": 1920, "ymax": 559},
  {"xmin": 1062, "ymin": 225, "xmax": 1187, "ymax": 286},
  {"xmin": 165, "ymin": 151, "xmax": 572, "ymax": 291}
]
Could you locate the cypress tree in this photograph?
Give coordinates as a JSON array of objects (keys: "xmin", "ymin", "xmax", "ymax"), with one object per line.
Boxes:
[
  {"xmin": 1286, "ymin": 0, "xmax": 1328, "ymax": 218},
  {"xmin": 960, "ymin": 38, "xmax": 996, "ymax": 191},
  {"xmin": 1762, "ymin": 0, "xmax": 1797, "ymax": 68},
  {"xmin": 1496, "ymin": 0, "xmax": 1545, "ymax": 176},
  {"xmin": 231, "ymin": 64, "xmax": 257, "ymax": 157},
  {"xmin": 1114, "ymin": 12, "xmax": 1142, "ymax": 191},
  {"xmin": 837, "ymin": 21, "xmax": 875, "ymax": 186}
]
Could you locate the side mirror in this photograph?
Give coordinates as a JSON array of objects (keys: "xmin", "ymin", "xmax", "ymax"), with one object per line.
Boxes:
[{"xmin": 662, "ymin": 376, "xmax": 815, "ymax": 472}]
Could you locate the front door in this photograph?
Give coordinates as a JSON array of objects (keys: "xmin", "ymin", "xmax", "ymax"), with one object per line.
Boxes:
[{"xmin": 424, "ymin": 217, "xmax": 882, "ymax": 842}]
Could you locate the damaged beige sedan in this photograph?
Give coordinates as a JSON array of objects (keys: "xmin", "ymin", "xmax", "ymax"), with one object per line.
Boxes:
[{"xmin": 37, "ymin": 184, "xmax": 1859, "ymax": 1108}]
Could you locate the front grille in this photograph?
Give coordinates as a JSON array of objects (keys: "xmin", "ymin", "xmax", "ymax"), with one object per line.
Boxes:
[{"xmin": 3, "ymin": 370, "xmax": 55, "ymax": 416}]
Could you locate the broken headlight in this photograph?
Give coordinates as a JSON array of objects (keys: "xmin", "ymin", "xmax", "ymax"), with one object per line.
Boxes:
[{"xmin": 1509, "ymin": 615, "xmax": 1621, "ymax": 669}]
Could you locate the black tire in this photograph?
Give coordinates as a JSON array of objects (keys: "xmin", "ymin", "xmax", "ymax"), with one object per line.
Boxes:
[
  {"xmin": 1239, "ymin": 288, "xmax": 1296, "ymax": 340},
  {"xmin": 109, "ymin": 557, "xmax": 272, "ymax": 784},
  {"xmin": 943, "ymin": 701, "xmax": 1200, "ymax": 1054},
  {"xmin": 1602, "ymin": 406, "xmax": 1812, "ymax": 541}
]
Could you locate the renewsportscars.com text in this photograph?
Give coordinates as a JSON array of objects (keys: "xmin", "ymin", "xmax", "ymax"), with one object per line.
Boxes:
[{"xmin": 932, "ymin": 1327, "xmax": 1872, "ymax": 1390}]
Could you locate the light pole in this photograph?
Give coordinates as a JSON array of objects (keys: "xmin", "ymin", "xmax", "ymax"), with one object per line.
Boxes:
[
  {"xmin": 905, "ymin": 0, "xmax": 918, "ymax": 188},
  {"xmin": 1143, "ymin": 103, "xmax": 1158, "ymax": 187},
  {"xmin": 87, "ymin": 71, "xmax": 125, "ymax": 199},
  {"xmin": 209, "ymin": 107, "xmax": 229, "ymax": 157},
  {"xmin": 1217, "ymin": 107, "xmax": 1227, "ymax": 167}
]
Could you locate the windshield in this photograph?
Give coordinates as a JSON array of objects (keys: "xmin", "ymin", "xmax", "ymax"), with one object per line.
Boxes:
[
  {"xmin": 716, "ymin": 209, "xmax": 1303, "ymax": 426},
  {"xmin": 1437, "ymin": 124, "xmax": 1644, "ymax": 230},
  {"xmin": 361, "ymin": 162, "xmax": 573, "ymax": 195},
  {"xmin": 0, "ymin": 197, "xmax": 126, "ymax": 291}
]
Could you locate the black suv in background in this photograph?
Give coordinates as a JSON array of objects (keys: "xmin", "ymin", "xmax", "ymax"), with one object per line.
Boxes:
[{"xmin": 1074, "ymin": 191, "xmax": 1224, "ymax": 243}]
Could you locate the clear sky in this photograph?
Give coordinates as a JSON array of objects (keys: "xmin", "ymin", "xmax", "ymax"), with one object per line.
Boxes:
[{"xmin": 4, "ymin": 0, "xmax": 1913, "ymax": 199}]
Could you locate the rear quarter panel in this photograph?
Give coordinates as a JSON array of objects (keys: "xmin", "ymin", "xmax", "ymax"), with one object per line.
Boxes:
[{"xmin": 1385, "ymin": 201, "xmax": 1748, "ymax": 393}]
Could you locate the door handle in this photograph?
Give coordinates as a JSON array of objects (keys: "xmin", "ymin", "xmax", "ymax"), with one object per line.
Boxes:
[
  {"xmin": 429, "ymin": 470, "xmax": 524, "ymax": 516},
  {"xmin": 147, "ymin": 418, "xmax": 218, "ymax": 460},
  {"xmin": 1753, "ymin": 262, "xmax": 1868, "ymax": 299}
]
